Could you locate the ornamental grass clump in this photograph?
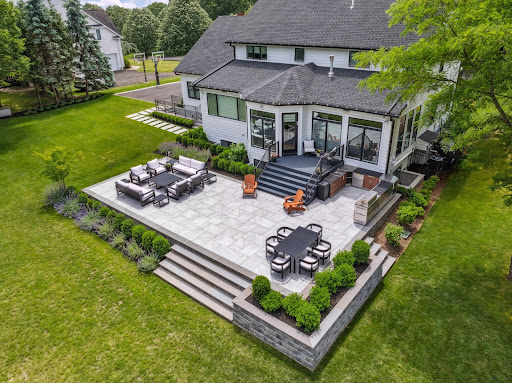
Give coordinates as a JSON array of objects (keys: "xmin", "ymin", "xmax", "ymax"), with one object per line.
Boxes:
[
  {"xmin": 385, "ymin": 223, "xmax": 404, "ymax": 247},
  {"xmin": 77, "ymin": 210, "xmax": 102, "ymax": 231},
  {"xmin": 260, "ymin": 290, "xmax": 283, "ymax": 313},
  {"xmin": 137, "ymin": 253, "xmax": 160, "ymax": 272},
  {"xmin": 352, "ymin": 239, "xmax": 370, "ymax": 264},
  {"xmin": 252, "ymin": 275, "xmax": 271, "ymax": 301},
  {"xmin": 309, "ymin": 286, "xmax": 331, "ymax": 311},
  {"xmin": 110, "ymin": 233, "xmax": 126, "ymax": 250},
  {"xmin": 55, "ymin": 195, "xmax": 81, "ymax": 218},
  {"xmin": 296, "ymin": 301, "xmax": 321, "ymax": 332},
  {"xmin": 282, "ymin": 293, "xmax": 303, "ymax": 318},
  {"xmin": 332, "ymin": 250, "xmax": 355, "ymax": 267},
  {"xmin": 98, "ymin": 221, "xmax": 115, "ymax": 240},
  {"xmin": 44, "ymin": 183, "xmax": 70, "ymax": 206},
  {"xmin": 126, "ymin": 241, "xmax": 145, "ymax": 261}
]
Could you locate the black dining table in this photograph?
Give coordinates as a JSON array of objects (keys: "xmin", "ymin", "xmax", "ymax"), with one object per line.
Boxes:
[{"xmin": 274, "ymin": 226, "xmax": 320, "ymax": 273}]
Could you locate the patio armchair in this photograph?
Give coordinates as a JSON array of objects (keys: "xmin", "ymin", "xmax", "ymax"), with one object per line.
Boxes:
[
  {"xmin": 147, "ymin": 159, "xmax": 166, "ymax": 177},
  {"xmin": 306, "ymin": 223, "xmax": 323, "ymax": 243},
  {"xmin": 241, "ymin": 174, "xmax": 258, "ymax": 198},
  {"xmin": 299, "ymin": 254, "xmax": 319, "ymax": 278},
  {"xmin": 266, "ymin": 235, "xmax": 281, "ymax": 257},
  {"xmin": 166, "ymin": 179, "xmax": 190, "ymax": 200},
  {"xmin": 283, "ymin": 189, "xmax": 305, "ymax": 214},
  {"xmin": 271, "ymin": 254, "xmax": 291, "ymax": 280},
  {"xmin": 115, "ymin": 181, "xmax": 155, "ymax": 206},
  {"xmin": 188, "ymin": 173, "xmax": 204, "ymax": 192},
  {"xmin": 277, "ymin": 227, "xmax": 293, "ymax": 240},
  {"xmin": 130, "ymin": 165, "xmax": 150, "ymax": 185},
  {"xmin": 307, "ymin": 239, "xmax": 332, "ymax": 265},
  {"xmin": 303, "ymin": 140, "xmax": 316, "ymax": 157}
]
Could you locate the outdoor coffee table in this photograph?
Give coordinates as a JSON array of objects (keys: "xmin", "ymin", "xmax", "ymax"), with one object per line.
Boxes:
[
  {"xmin": 274, "ymin": 226, "xmax": 320, "ymax": 273},
  {"xmin": 202, "ymin": 172, "xmax": 217, "ymax": 184},
  {"xmin": 153, "ymin": 194, "xmax": 169, "ymax": 207},
  {"xmin": 150, "ymin": 172, "xmax": 183, "ymax": 189}
]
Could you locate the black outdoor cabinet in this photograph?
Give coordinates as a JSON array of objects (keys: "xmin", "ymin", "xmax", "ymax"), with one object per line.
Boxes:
[{"xmin": 317, "ymin": 181, "xmax": 330, "ymax": 201}]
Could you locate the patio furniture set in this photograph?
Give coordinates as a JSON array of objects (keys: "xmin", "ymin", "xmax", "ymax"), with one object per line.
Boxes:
[
  {"xmin": 266, "ymin": 224, "xmax": 331, "ymax": 279},
  {"xmin": 116, "ymin": 156, "xmax": 215, "ymax": 207}
]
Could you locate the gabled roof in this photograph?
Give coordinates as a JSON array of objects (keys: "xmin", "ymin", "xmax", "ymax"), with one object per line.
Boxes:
[
  {"xmin": 228, "ymin": 0, "xmax": 416, "ymax": 50},
  {"xmin": 194, "ymin": 60, "xmax": 403, "ymax": 116},
  {"xmin": 174, "ymin": 16, "xmax": 245, "ymax": 76},
  {"xmin": 83, "ymin": 9, "xmax": 122, "ymax": 36}
]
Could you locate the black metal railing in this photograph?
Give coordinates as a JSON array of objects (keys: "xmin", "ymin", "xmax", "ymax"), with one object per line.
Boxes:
[
  {"xmin": 304, "ymin": 146, "xmax": 340, "ymax": 204},
  {"xmin": 154, "ymin": 98, "xmax": 202, "ymax": 123},
  {"xmin": 254, "ymin": 142, "xmax": 277, "ymax": 178}
]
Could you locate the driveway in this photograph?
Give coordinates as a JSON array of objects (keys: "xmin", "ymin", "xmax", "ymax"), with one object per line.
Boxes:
[
  {"xmin": 113, "ymin": 69, "xmax": 178, "ymax": 88},
  {"xmin": 115, "ymin": 81, "xmax": 183, "ymax": 103}
]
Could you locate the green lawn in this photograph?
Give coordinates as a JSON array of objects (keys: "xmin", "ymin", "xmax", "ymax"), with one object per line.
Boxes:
[
  {"xmin": 127, "ymin": 59, "xmax": 180, "ymax": 73},
  {"xmin": 1, "ymin": 88, "xmax": 56, "ymax": 113},
  {"xmin": 1, "ymin": 96, "xmax": 511, "ymax": 382}
]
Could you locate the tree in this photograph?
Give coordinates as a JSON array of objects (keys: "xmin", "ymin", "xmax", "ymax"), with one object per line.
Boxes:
[
  {"xmin": 159, "ymin": 0, "xmax": 211, "ymax": 56},
  {"xmin": 34, "ymin": 146, "xmax": 83, "ymax": 187},
  {"xmin": 0, "ymin": 0, "xmax": 29, "ymax": 107},
  {"xmin": 65, "ymin": 0, "xmax": 114, "ymax": 96},
  {"xmin": 122, "ymin": 8, "xmax": 159, "ymax": 55},
  {"xmin": 199, "ymin": 0, "xmax": 251, "ymax": 20},
  {"xmin": 83, "ymin": 3, "xmax": 102, "ymax": 10},
  {"xmin": 105, "ymin": 5, "xmax": 131, "ymax": 33},
  {"xmin": 357, "ymin": 0, "xmax": 512, "ymax": 205},
  {"xmin": 146, "ymin": 2, "xmax": 166, "ymax": 17},
  {"xmin": 24, "ymin": 0, "xmax": 74, "ymax": 104}
]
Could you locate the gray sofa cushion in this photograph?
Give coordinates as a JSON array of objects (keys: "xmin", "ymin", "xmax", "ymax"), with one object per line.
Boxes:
[
  {"xmin": 131, "ymin": 165, "xmax": 145, "ymax": 175},
  {"xmin": 147, "ymin": 159, "xmax": 160, "ymax": 169},
  {"xmin": 173, "ymin": 163, "xmax": 195, "ymax": 175},
  {"xmin": 190, "ymin": 159, "xmax": 205, "ymax": 171},
  {"xmin": 179, "ymin": 156, "xmax": 191, "ymax": 167}
]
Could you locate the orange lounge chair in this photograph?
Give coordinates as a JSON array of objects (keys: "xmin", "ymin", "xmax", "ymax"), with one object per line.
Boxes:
[
  {"xmin": 241, "ymin": 174, "xmax": 257, "ymax": 198},
  {"xmin": 283, "ymin": 189, "xmax": 305, "ymax": 214}
]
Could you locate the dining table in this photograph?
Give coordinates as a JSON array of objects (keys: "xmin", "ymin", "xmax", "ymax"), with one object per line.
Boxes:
[{"xmin": 274, "ymin": 226, "xmax": 320, "ymax": 273}]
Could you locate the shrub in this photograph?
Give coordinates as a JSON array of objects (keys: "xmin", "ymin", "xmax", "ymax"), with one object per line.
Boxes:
[
  {"xmin": 131, "ymin": 225, "xmax": 147, "ymax": 245},
  {"xmin": 228, "ymin": 161, "xmax": 237, "ymax": 174},
  {"xmin": 55, "ymin": 196, "xmax": 81, "ymax": 218},
  {"xmin": 408, "ymin": 190, "xmax": 429, "ymax": 208},
  {"xmin": 296, "ymin": 302, "xmax": 321, "ymax": 332},
  {"xmin": 282, "ymin": 293, "xmax": 303, "ymax": 318},
  {"xmin": 175, "ymin": 135, "xmax": 183, "ymax": 144},
  {"xmin": 111, "ymin": 233, "xmax": 126, "ymax": 250},
  {"xmin": 260, "ymin": 290, "xmax": 283, "ymax": 313},
  {"xmin": 419, "ymin": 187, "xmax": 432, "ymax": 200},
  {"xmin": 158, "ymin": 141, "xmax": 173, "ymax": 156},
  {"xmin": 106, "ymin": 210, "xmax": 117, "ymax": 223},
  {"xmin": 212, "ymin": 156, "xmax": 219, "ymax": 168},
  {"xmin": 385, "ymin": 223, "xmax": 404, "ymax": 247},
  {"xmin": 168, "ymin": 142, "xmax": 211, "ymax": 162},
  {"xmin": 86, "ymin": 198, "xmax": 94, "ymax": 208},
  {"xmin": 397, "ymin": 202, "xmax": 424, "ymax": 226},
  {"xmin": 98, "ymin": 222, "xmax": 115, "ymax": 240},
  {"xmin": 92, "ymin": 201, "xmax": 101, "ymax": 211},
  {"xmin": 396, "ymin": 185, "xmax": 409, "ymax": 198},
  {"xmin": 228, "ymin": 143, "xmax": 248, "ymax": 163},
  {"xmin": 142, "ymin": 230, "xmax": 157, "ymax": 251},
  {"xmin": 44, "ymin": 183, "xmax": 70, "ymax": 206},
  {"xmin": 152, "ymin": 236, "xmax": 170, "ymax": 258},
  {"xmin": 121, "ymin": 219, "xmax": 134, "ymax": 238},
  {"xmin": 332, "ymin": 250, "xmax": 355, "ymax": 267},
  {"xmin": 218, "ymin": 149, "xmax": 230, "ymax": 159},
  {"xmin": 77, "ymin": 210, "xmax": 101, "ymax": 231},
  {"xmin": 137, "ymin": 253, "xmax": 160, "ymax": 272},
  {"xmin": 99, "ymin": 206, "xmax": 110, "ymax": 217},
  {"xmin": 151, "ymin": 112, "xmax": 194, "ymax": 127},
  {"xmin": 126, "ymin": 240, "xmax": 145, "ymax": 260},
  {"xmin": 352, "ymin": 240, "xmax": 370, "ymax": 264},
  {"xmin": 309, "ymin": 286, "xmax": 331, "ymax": 312},
  {"xmin": 314, "ymin": 270, "xmax": 338, "ymax": 294},
  {"xmin": 217, "ymin": 158, "xmax": 226, "ymax": 170},
  {"xmin": 335, "ymin": 263, "xmax": 357, "ymax": 288},
  {"xmin": 78, "ymin": 192, "xmax": 88, "ymax": 204},
  {"xmin": 223, "ymin": 160, "xmax": 231, "ymax": 172},
  {"xmin": 252, "ymin": 275, "xmax": 271, "ymax": 302}
]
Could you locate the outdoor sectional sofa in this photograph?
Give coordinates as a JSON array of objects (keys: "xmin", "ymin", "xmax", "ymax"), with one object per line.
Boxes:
[
  {"xmin": 171, "ymin": 156, "xmax": 207, "ymax": 176},
  {"xmin": 115, "ymin": 181, "xmax": 155, "ymax": 206}
]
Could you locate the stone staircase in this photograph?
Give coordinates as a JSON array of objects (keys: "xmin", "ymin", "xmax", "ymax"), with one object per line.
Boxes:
[
  {"xmin": 257, "ymin": 162, "xmax": 321, "ymax": 200},
  {"xmin": 154, "ymin": 244, "xmax": 252, "ymax": 322},
  {"xmin": 364, "ymin": 236, "xmax": 396, "ymax": 276}
]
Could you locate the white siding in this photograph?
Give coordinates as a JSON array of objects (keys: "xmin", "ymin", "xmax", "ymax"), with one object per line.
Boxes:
[
  {"xmin": 180, "ymin": 74, "xmax": 202, "ymax": 107},
  {"xmin": 234, "ymin": 44, "xmax": 377, "ymax": 71}
]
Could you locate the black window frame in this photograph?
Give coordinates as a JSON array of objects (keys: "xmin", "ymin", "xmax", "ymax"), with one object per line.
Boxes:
[
  {"xmin": 206, "ymin": 93, "xmax": 246, "ymax": 121},
  {"xmin": 187, "ymin": 81, "xmax": 200, "ymax": 100},
  {"xmin": 246, "ymin": 45, "xmax": 267, "ymax": 60},
  {"xmin": 250, "ymin": 110, "xmax": 276, "ymax": 149},
  {"xmin": 294, "ymin": 48, "xmax": 305, "ymax": 62},
  {"xmin": 348, "ymin": 51, "xmax": 370, "ymax": 68},
  {"xmin": 346, "ymin": 118, "xmax": 383, "ymax": 165},
  {"xmin": 312, "ymin": 112, "xmax": 343, "ymax": 155}
]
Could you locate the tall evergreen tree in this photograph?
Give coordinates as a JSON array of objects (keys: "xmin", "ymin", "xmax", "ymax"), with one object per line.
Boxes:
[
  {"xmin": 122, "ymin": 8, "xmax": 159, "ymax": 55},
  {"xmin": 159, "ymin": 0, "xmax": 211, "ymax": 56},
  {"xmin": 24, "ymin": 0, "xmax": 74, "ymax": 104},
  {"xmin": 65, "ymin": 0, "xmax": 115, "ymax": 96},
  {"xmin": 0, "ymin": 0, "xmax": 29, "ymax": 107}
]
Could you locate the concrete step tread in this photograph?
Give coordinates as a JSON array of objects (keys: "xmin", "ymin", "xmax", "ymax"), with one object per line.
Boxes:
[
  {"xmin": 266, "ymin": 163, "xmax": 313, "ymax": 178},
  {"xmin": 154, "ymin": 268, "xmax": 233, "ymax": 321},
  {"xmin": 382, "ymin": 255, "xmax": 396, "ymax": 276},
  {"xmin": 165, "ymin": 253, "xmax": 242, "ymax": 297},
  {"xmin": 370, "ymin": 242, "xmax": 381, "ymax": 256},
  {"xmin": 259, "ymin": 176, "xmax": 306, "ymax": 191},
  {"xmin": 262, "ymin": 168, "xmax": 312, "ymax": 183},
  {"xmin": 171, "ymin": 244, "xmax": 252, "ymax": 289},
  {"xmin": 257, "ymin": 181, "xmax": 302, "ymax": 196}
]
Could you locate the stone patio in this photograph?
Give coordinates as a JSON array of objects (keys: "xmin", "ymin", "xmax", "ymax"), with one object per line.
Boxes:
[{"xmin": 84, "ymin": 163, "xmax": 368, "ymax": 293}]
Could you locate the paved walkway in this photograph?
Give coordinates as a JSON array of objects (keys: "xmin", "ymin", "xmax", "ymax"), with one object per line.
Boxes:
[
  {"xmin": 125, "ymin": 107, "xmax": 190, "ymax": 135},
  {"xmin": 113, "ymin": 70, "xmax": 178, "ymax": 88},
  {"xmin": 85, "ymin": 167, "xmax": 367, "ymax": 293}
]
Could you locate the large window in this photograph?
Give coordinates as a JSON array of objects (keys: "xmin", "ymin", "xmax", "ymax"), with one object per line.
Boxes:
[
  {"xmin": 187, "ymin": 82, "xmax": 200, "ymax": 100},
  {"xmin": 395, "ymin": 106, "xmax": 422, "ymax": 157},
  {"xmin": 395, "ymin": 115, "xmax": 406, "ymax": 157},
  {"xmin": 346, "ymin": 118, "xmax": 383, "ymax": 164},
  {"xmin": 348, "ymin": 51, "xmax": 370, "ymax": 68},
  {"xmin": 403, "ymin": 110, "xmax": 414, "ymax": 151},
  {"xmin": 207, "ymin": 94, "xmax": 246, "ymax": 121},
  {"xmin": 295, "ymin": 48, "xmax": 305, "ymax": 62},
  {"xmin": 246, "ymin": 45, "xmax": 267, "ymax": 60},
  {"xmin": 251, "ymin": 110, "xmax": 275, "ymax": 149},
  {"xmin": 412, "ymin": 105, "xmax": 421, "ymax": 142},
  {"xmin": 312, "ymin": 112, "xmax": 342, "ymax": 154}
]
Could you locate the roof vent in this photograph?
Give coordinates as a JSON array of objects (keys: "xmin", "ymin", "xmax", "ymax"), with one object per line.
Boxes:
[
  {"xmin": 351, "ymin": 0, "xmax": 355, "ymax": 9},
  {"xmin": 328, "ymin": 55, "xmax": 335, "ymax": 78}
]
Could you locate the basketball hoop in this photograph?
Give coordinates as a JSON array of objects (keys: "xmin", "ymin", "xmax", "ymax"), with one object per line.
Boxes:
[
  {"xmin": 152, "ymin": 51, "xmax": 165, "ymax": 62},
  {"xmin": 133, "ymin": 53, "xmax": 146, "ymax": 62}
]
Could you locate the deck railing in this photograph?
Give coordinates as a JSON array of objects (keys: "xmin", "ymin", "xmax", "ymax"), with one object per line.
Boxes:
[
  {"xmin": 254, "ymin": 142, "xmax": 276, "ymax": 178},
  {"xmin": 304, "ymin": 146, "xmax": 342, "ymax": 204},
  {"xmin": 154, "ymin": 98, "xmax": 202, "ymax": 123}
]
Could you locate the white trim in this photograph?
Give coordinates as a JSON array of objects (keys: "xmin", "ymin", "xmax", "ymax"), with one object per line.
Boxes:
[{"xmin": 82, "ymin": 11, "xmax": 123, "ymax": 38}]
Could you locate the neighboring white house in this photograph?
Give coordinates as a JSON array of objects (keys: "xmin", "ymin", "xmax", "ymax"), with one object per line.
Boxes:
[
  {"xmin": 175, "ymin": 0, "xmax": 452, "ymax": 178},
  {"xmin": 48, "ymin": 0, "xmax": 124, "ymax": 71}
]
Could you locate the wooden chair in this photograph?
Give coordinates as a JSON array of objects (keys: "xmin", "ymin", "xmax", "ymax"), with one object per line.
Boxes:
[
  {"xmin": 283, "ymin": 189, "xmax": 305, "ymax": 214},
  {"xmin": 241, "ymin": 174, "xmax": 257, "ymax": 198}
]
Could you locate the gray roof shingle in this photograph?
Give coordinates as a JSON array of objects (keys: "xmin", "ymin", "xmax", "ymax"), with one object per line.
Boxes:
[{"xmin": 83, "ymin": 9, "xmax": 121, "ymax": 36}]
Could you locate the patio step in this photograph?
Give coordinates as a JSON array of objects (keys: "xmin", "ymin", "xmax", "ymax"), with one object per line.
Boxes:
[{"xmin": 258, "ymin": 162, "xmax": 320, "ymax": 199}]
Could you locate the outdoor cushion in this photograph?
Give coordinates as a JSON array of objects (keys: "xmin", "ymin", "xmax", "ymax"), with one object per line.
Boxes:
[
  {"xmin": 131, "ymin": 165, "xmax": 145, "ymax": 175},
  {"xmin": 190, "ymin": 173, "xmax": 202, "ymax": 181},
  {"xmin": 272, "ymin": 256, "xmax": 290, "ymax": 265},
  {"xmin": 179, "ymin": 156, "xmax": 191, "ymax": 167},
  {"xmin": 127, "ymin": 183, "xmax": 142, "ymax": 193},
  {"xmin": 190, "ymin": 159, "xmax": 205, "ymax": 170},
  {"xmin": 147, "ymin": 159, "xmax": 160, "ymax": 169},
  {"xmin": 304, "ymin": 140, "xmax": 315, "ymax": 153},
  {"xmin": 138, "ymin": 173, "xmax": 150, "ymax": 181},
  {"xmin": 300, "ymin": 256, "xmax": 319, "ymax": 270},
  {"xmin": 173, "ymin": 163, "xmax": 196, "ymax": 175},
  {"xmin": 315, "ymin": 243, "xmax": 330, "ymax": 251}
]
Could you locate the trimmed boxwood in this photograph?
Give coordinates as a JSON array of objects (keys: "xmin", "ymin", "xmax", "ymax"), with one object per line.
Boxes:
[
  {"xmin": 282, "ymin": 293, "xmax": 303, "ymax": 318},
  {"xmin": 335, "ymin": 263, "xmax": 357, "ymax": 288},
  {"xmin": 131, "ymin": 225, "xmax": 147, "ymax": 245},
  {"xmin": 78, "ymin": 192, "xmax": 88, "ymax": 204},
  {"xmin": 142, "ymin": 230, "xmax": 157, "ymax": 251},
  {"xmin": 385, "ymin": 223, "xmax": 404, "ymax": 247},
  {"xmin": 252, "ymin": 275, "xmax": 271, "ymax": 302},
  {"xmin": 22, "ymin": 94, "xmax": 104, "ymax": 116},
  {"xmin": 309, "ymin": 286, "xmax": 331, "ymax": 311},
  {"xmin": 314, "ymin": 269, "xmax": 338, "ymax": 294},
  {"xmin": 352, "ymin": 239, "xmax": 370, "ymax": 264},
  {"xmin": 121, "ymin": 219, "xmax": 134, "ymax": 239},
  {"xmin": 106, "ymin": 210, "xmax": 117, "ymax": 223},
  {"xmin": 332, "ymin": 250, "xmax": 355, "ymax": 267},
  {"xmin": 151, "ymin": 111, "xmax": 194, "ymax": 127},
  {"xmin": 260, "ymin": 290, "xmax": 283, "ymax": 313},
  {"xmin": 296, "ymin": 301, "xmax": 321, "ymax": 332},
  {"xmin": 152, "ymin": 235, "xmax": 170, "ymax": 258},
  {"xmin": 99, "ymin": 206, "xmax": 110, "ymax": 217}
]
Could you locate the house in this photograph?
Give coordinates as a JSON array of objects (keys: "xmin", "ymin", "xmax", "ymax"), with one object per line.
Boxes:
[
  {"xmin": 175, "ymin": 0, "xmax": 453, "ymax": 189},
  {"xmin": 48, "ymin": 0, "xmax": 124, "ymax": 71}
]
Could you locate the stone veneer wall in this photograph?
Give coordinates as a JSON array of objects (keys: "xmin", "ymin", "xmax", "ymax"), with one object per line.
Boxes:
[{"xmin": 233, "ymin": 253, "xmax": 386, "ymax": 370}]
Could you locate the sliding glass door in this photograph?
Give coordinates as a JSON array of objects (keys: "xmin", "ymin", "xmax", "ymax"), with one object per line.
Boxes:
[{"xmin": 282, "ymin": 113, "xmax": 298, "ymax": 155}]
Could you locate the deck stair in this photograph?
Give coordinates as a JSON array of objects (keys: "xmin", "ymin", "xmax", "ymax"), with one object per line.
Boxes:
[
  {"xmin": 257, "ymin": 162, "xmax": 321, "ymax": 200},
  {"xmin": 154, "ymin": 244, "xmax": 252, "ymax": 322},
  {"xmin": 364, "ymin": 236, "xmax": 395, "ymax": 276}
]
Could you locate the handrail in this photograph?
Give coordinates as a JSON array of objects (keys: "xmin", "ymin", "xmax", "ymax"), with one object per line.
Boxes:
[
  {"xmin": 304, "ymin": 146, "xmax": 338, "ymax": 202},
  {"xmin": 254, "ymin": 141, "xmax": 276, "ymax": 177}
]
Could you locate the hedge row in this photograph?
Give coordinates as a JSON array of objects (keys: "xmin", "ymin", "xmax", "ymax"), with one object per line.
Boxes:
[
  {"xmin": 151, "ymin": 111, "xmax": 194, "ymax": 127},
  {"xmin": 212, "ymin": 156, "xmax": 255, "ymax": 176},
  {"xmin": 23, "ymin": 93, "xmax": 104, "ymax": 116}
]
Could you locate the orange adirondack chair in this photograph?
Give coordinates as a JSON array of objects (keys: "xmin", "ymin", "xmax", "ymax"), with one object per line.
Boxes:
[
  {"xmin": 283, "ymin": 189, "xmax": 305, "ymax": 214},
  {"xmin": 241, "ymin": 174, "xmax": 258, "ymax": 198}
]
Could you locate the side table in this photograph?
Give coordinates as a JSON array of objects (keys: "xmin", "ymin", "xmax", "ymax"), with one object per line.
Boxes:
[{"xmin": 153, "ymin": 194, "xmax": 169, "ymax": 207}]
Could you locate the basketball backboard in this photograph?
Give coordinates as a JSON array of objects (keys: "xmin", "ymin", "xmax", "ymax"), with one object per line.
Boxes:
[
  {"xmin": 152, "ymin": 51, "xmax": 165, "ymax": 61},
  {"xmin": 133, "ymin": 53, "xmax": 146, "ymax": 62}
]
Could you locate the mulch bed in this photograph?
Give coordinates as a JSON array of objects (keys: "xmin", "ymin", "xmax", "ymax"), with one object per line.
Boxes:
[{"xmin": 246, "ymin": 261, "xmax": 370, "ymax": 335}]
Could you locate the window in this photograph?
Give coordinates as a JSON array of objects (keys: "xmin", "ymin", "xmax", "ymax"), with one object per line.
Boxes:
[
  {"xmin": 220, "ymin": 140, "xmax": 233, "ymax": 147},
  {"xmin": 312, "ymin": 112, "xmax": 342, "ymax": 154},
  {"xmin": 247, "ymin": 45, "xmax": 267, "ymax": 60},
  {"xmin": 403, "ymin": 110, "xmax": 414, "ymax": 151},
  {"xmin": 348, "ymin": 51, "xmax": 370, "ymax": 68},
  {"xmin": 251, "ymin": 110, "xmax": 275, "ymax": 149},
  {"xmin": 412, "ymin": 106, "xmax": 421, "ymax": 142},
  {"xmin": 187, "ymin": 82, "xmax": 200, "ymax": 100},
  {"xmin": 295, "ymin": 48, "xmax": 305, "ymax": 62},
  {"xmin": 346, "ymin": 117, "xmax": 383, "ymax": 164},
  {"xmin": 207, "ymin": 94, "xmax": 246, "ymax": 121},
  {"xmin": 395, "ymin": 106, "xmax": 422, "ymax": 157},
  {"xmin": 95, "ymin": 29, "xmax": 102, "ymax": 40},
  {"xmin": 395, "ymin": 115, "xmax": 406, "ymax": 157}
]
